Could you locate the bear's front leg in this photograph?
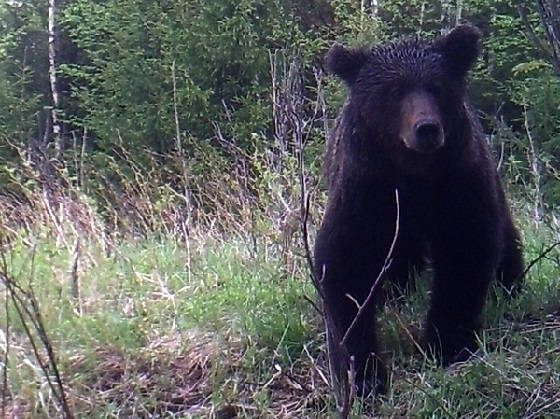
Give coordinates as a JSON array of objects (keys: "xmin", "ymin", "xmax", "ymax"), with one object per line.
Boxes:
[
  {"xmin": 426, "ymin": 184, "xmax": 500, "ymax": 364},
  {"xmin": 314, "ymin": 197, "xmax": 395, "ymax": 396},
  {"xmin": 425, "ymin": 255, "xmax": 494, "ymax": 364}
]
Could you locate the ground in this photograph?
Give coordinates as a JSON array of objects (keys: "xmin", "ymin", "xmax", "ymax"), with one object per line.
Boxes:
[{"xmin": 2, "ymin": 218, "xmax": 560, "ymax": 417}]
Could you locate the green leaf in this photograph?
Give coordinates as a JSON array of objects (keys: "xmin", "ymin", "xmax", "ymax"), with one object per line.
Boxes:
[{"xmin": 512, "ymin": 60, "xmax": 552, "ymax": 75}]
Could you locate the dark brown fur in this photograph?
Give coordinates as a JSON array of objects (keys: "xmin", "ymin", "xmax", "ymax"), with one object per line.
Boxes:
[{"xmin": 315, "ymin": 25, "xmax": 524, "ymax": 395}]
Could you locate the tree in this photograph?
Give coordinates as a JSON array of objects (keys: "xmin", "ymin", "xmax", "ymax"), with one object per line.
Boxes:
[{"xmin": 48, "ymin": 0, "xmax": 63, "ymax": 158}]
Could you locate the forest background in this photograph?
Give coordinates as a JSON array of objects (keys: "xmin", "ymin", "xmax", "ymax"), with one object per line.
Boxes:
[{"xmin": 0, "ymin": 0, "xmax": 559, "ymax": 417}]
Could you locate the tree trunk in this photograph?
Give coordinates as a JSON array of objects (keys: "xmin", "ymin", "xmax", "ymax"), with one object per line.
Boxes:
[
  {"xmin": 441, "ymin": 0, "xmax": 450, "ymax": 34},
  {"xmin": 48, "ymin": 0, "xmax": 63, "ymax": 158},
  {"xmin": 371, "ymin": 0, "xmax": 378, "ymax": 18},
  {"xmin": 419, "ymin": 1, "xmax": 426, "ymax": 31},
  {"xmin": 456, "ymin": 0, "xmax": 463, "ymax": 25}
]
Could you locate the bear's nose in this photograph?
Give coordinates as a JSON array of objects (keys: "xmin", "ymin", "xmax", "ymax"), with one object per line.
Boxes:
[{"xmin": 414, "ymin": 120, "xmax": 444, "ymax": 153}]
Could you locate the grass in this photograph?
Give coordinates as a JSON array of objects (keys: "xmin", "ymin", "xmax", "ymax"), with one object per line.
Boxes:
[{"xmin": 1, "ymin": 213, "xmax": 560, "ymax": 418}]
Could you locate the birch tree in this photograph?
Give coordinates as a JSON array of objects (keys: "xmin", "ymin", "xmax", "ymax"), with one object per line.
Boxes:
[{"xmin": 48, "ymin": 0, "xmax": 63, "ymax": 158}]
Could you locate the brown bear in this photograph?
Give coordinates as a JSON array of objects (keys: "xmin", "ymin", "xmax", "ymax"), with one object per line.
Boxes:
[{"xmin": 314, "ymin": 25, "xmax": 524, "ymax": 396}]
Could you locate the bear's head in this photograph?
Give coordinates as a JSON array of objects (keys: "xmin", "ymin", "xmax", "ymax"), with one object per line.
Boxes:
[{"xmin": 327, "ymin": 25, "xmax": 481, "ymax": 171}]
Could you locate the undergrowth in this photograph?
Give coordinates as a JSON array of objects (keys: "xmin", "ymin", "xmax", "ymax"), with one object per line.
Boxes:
[{"xmin": 0, "ymin": 153, "xmax": 559, "ymax": 417}]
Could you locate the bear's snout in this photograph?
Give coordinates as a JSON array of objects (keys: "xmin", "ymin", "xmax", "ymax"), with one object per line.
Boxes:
[
  {"xmin": 399, "ymin": 90, "xmax": 444, "ymax": 154},
  {"xmin": 413, "ymin": 119, "xmax": 444, "ymax": 153}
]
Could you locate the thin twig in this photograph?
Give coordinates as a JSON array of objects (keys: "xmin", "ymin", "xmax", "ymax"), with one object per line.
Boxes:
[
  {"xmin": 522, "ymin": 104, "xmax": 542, "ymax": 224},
  {"xmin": 303, "ymin": 294, "xmax": 322, "ymax": 315},
  {"xmin": 71, "ymin": 240, "xmax": 81, "ymax": 315},
  {"xmin": 293, "ymin": 55, "xmax": 352, "ymax": 416},
  {"xmin": 518, "ymin": 241, "xmax": 560, "ymax": 283},
  {"xmin": 393, "ymin": 310, "xmax": 427, "ymax": 359},
  {"xmin": 516, "ymin": 3, "xmax": 552, "ymax": 65},
  {"xmin": 1, "ymin": 244, "xmax": 9, "ymax": 417},
  {"xmin": 171, "ymin": 60, "xmax": 193, "ymax": 283}
]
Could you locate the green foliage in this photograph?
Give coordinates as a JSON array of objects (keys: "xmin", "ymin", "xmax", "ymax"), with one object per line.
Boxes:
[
  {"xmin": 0, "ymin": 0, "xmax": 557, "ymax": 213},
  {"xmin": 180, "ymin": 242, "xmax": 314, "ymax": 360},
  {"xmin": 0, "ymin": 1, "xmax": 48, "ymax": 150},
  {"xmin": 510, "ymin": 71, "xmax": 560, "ymax": 206},
  {"xmin": 60, "ymin": 0, "xmax": 308, "ymax": 154}
]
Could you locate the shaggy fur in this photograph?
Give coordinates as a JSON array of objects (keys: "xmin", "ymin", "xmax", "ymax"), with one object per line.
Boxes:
[{"xmin": 314, "ymin": 25, "xmax": 524, "ymax": 395}]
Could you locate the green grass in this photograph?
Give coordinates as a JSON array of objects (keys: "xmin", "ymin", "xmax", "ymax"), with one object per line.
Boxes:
[{"xmin": 1, "ymin": 217, "xmax": 559, "ymax": 418}]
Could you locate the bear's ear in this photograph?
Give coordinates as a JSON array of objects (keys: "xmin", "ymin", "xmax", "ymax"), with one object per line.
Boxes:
[
  {"xmin": 434, "ymin": 25, "xmax": 481, "ymax": 76},
  {"xmin": 326, "ymin": 43, "xmax": 369, "ymax": 85}
]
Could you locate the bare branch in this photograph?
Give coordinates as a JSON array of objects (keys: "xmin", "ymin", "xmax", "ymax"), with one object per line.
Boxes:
[
  {"xmin": 536, "ymin": 0, "xmax": 560, "ymax": 73},
  {"xmin": 517, "ymin": 1, "xmax": 560, "ymax": 76},
  {"xmin": 522, "ymin": 104, "xmax": 542, "ymax": 224},
  {"xmin": 517, "ymin": 3, "xmax": 549, "ymax": 58},
  {"xmin": 171, "ymin": 60, "xmax": 193, "ymax": 282},
  {"xmin": 71, "ymin": 240, "xmax": 81, "ymax": 315},
  {"xmin": 292, "ymin": 55, "xmax": 353, "ymax": 415},
  {"xmin": 518, "ymin": 241, "xmax": 560, "ymax": 283},
  {"xmin": 1, "ymin": 265, "xmax": 9, "ymax": 417},
  {"xmin": 0, "ymin": 239, "xmax": 74, "ymax": 418}
]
